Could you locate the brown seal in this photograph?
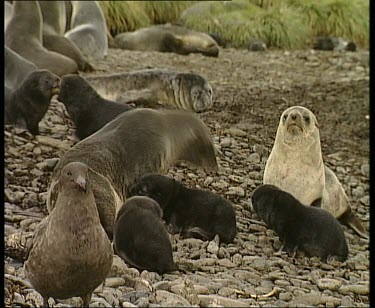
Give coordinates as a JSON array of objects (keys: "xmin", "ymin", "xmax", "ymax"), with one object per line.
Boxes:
[
  {"xmin": 252, "ymin": 184, "xmax": 348, "ymax": 262},
  {"xmin": 24, "ymin": 162, "xmax": 113, "ymax": 307},
  {"xmin": 5, "ymin": 1, "xmax": 78, "ymax": 77},
  {"xmin": 114, "ymin": 196, "xmax": 176, "ymax": 274},
  {"xmin": 263, "ymin": 106, "xmax": 367, "ymax": 239},
  {"xmin": 114, "ymin": 23, "xmax": 219, "ymax": 57},
  {"xmin": 86, "ymin": 68, "xmax": 213, "ymax": 112},
  {"xmin": 47, "ymin": 108, "xmax": 218, "ymax": 239}
]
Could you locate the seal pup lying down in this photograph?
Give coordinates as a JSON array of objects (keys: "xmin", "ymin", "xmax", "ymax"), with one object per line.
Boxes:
[
  {"xmin": 47, "ymin": 108, "xmax": 218, "ymax": 239},
  {"xmin": 114, "ymin": 23, "xmax": 219, "ymax": 57},
  {"xmin": 58, "ymin": 74, "xmax": 133, "ymax": 140},
  {"xmin": 252, "ymin": 184, "xmax": 349, "ymax": 262},
  {"xmin": 129, "ymin": 173, "xmax": 236, "ymax": 244},
  {"xmin": 114, "ymin": 196, "xmax": 176, "ymax": 274},
  {"xmin": 5, "ymin": 69, "xmax": 60, "ymax": 135},
  {"xmin": 263, "ymin": 106, "xmax": 367, "ymax": 239},
  {"xmin": 85, "ymin": 68, "xmax": 213, "ymax": 112},
  {"xmin": 5, "ymin": 1, "xmax": 78, "ymax": 77},
  {"xmin": 25, "ymin": 162, "xmax": 113, "ymax": 307}
]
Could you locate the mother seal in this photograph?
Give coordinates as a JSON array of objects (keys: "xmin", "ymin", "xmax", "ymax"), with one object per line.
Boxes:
[
  {"xmin": 86, "ymin": 68, "xmax": 213, "ymax": 112},
  {"xmin": 5, "ymin": 1, "xmax": 78, "ymax": 77},
  {"xmin": 263, "ymin": 106, "xmax": 367, "ymax": 239},
  {"xmin": 47, "ymin": 108, "xmax": 218, "ymax": 239}
]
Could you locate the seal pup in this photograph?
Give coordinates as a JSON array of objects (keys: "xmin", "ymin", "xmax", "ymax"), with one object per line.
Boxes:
[
  {"xmin": 5, "ymin": 1, "xmax": 78, "ymax": 77},
  {"xmin": 5, "ymin": 46, "xmax": 37, "ymax": 91},
  {"xmin": 24, "ymin": 162, "xmax": 113, "ymax": 307},
  {"xmin": 114, "ymin": 196, "xmax": 176, "ymax": 274},
  {"xmin": 5, "ymin": 69, "xmax": 60, "ymax": 135},
  {"xmin": 86, "ymin": 68, "xmax": 213, "ymax": 112},
  {"xmin": 58, "ymin": 74, "xmax": 133, "ymax": 140},
  {"xmin": 248, "ymin": 39, "xmax": 267, "ymax": 52},
  {"xmin": 114, "ymin": 23, "xmax": 219, "ymax": 57},
  {"xmin": 313, "ymin": 37, "xmax": 357, "ymax": 52},
  {"xmin": 252, "ymin": 184, "xmax": 349, "ymax": 261},
  {"xmin": 129, "ymin": 173, "xmax": 236, "ymax": 244},
  {"xmin": 263, "ymin": 106, "xmax": 367, "ymax": 238},
  {"xmin": 46, "ymin": 108, "xmax": 218, "ymax": 239},
  {"xmin": 64, "ymin": 1, "xmax": 108, "ymax": 60},
  {"xmin": 39, "ymin": 0, "xmax": 95, "ymax": 72}
]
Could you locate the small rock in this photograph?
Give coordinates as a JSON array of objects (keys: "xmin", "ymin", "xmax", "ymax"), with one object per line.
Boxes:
[
  {"xmin": 198, "ymin": 295, "xmax": 249, "ymax": 307},
  {"xmin": 207, "ymin": 240, "xmax": 219, "ymax": 254},
  {"xmin": 220, "ymin": 138, "xmax": 232, "ymax": 147},
  {"xmin": 317, "ymin": 278, "xmax": 342, "ymax": 291},
  {"xmin": 105, "ymin": 277, "xmax": 126, "ymax": 288},
  {"xmin": 339, "ymin": 284, "xmax": 369, "ymax": 295}
]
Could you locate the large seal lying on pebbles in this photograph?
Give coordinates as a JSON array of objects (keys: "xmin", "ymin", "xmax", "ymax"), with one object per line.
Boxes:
[
  {"xmin": 86, "ymin": 68, "xmax": 213, "ymax": 112},
  {"xmin": 114, "ymin": 196, "xmax": 176, "ymax": 274},
  {"xmin": 263, "ymin": 106, "xmax": 367, "ymax": 238},
  {"xmin": 58, "ymin": 74, "xmax": 133, "ymax": 140},
  {"xmin": 25, "ymin": 162, "xmax": 113, "ymax": 307},
  {"xmin": 64, "ymin": 1, "xmax": 108, "ymax": 60},
  {"xmin": 39, "ymin": 1, "xmax": 94, "ymax": 72},
  {"xmin": 129, "ymin": 173, "xmax": 237, "ymax": 244},
  {"xmin": 252, "ymin": 184, "xmax": 349, "ymax": 262},
  {"xmin": 114, "ymin": 23, "xmax": 219, "ymax": 57},
  {"xmin": 5, "ymin": 46, "xmax": 37, "ymax": 91},
  {"xmin": 5, "ymin": 1, "xmax": 78, "ymax": 77},
  {"xmin": 47, "ymin": 108, "xmax": 218, "ymax": 239},
  {"xmin": 5, "ymin": 69, "xmax": 60, "ymax": 135}
]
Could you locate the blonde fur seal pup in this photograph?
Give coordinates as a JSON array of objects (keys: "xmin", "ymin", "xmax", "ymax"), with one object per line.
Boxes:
[
  {"xmin": 86, "ymin": 68, "xmax": 213, "ymax": 112},
  {"xmin": 263, "ymin": 106, "xmax": 367, "ymax": 238},
  {"xmin": 5, "ymin": 1, "xmax": 78, "ymax": 77},
  {"xmin": 47, "ymin": 108, "xmax": 218, "ymax": 239},
  {"xmin": 64, "ymin": 1, "xmax": 108, "ymax": 60},
  {"xmin": 114, "ymin": 23, "xmax": 219, "ymax": 57},
  {"xmin": 38, "ymin": 0, "xmax": 94, "ymax": 72},
  {"xmin": 25, "ymin": 162, "xmax": 113, "ymax": 307}
]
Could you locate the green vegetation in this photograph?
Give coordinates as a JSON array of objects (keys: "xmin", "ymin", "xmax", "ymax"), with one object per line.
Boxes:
[{"xmin": 100, "ymin": 0, "xmax": 369, "ymax": 49}]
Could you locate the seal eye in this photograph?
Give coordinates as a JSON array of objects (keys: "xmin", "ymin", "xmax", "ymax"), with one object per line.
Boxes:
[
  {"xmin": 67, "ymin": 171, "xmax": 72, "ymax": 176},
  {"xmin": 283, "ymin": 114, "xmax": 288, "ymax": 122},
  {"xmin": 303, "ymin": 116, "xmax": 310, "ymax": 123}
]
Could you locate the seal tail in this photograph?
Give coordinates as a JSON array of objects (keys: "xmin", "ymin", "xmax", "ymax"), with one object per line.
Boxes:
[{"xmin": 339, "ymin": 208, "xmax": 368, "ymax": 239}]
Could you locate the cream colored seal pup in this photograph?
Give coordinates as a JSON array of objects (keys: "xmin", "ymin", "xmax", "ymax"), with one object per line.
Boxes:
[{"xmin": 263, "ymin": 106, "xmax": 367, "ymax": 238}]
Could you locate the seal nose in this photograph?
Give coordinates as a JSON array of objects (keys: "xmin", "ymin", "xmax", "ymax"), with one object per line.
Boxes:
[{"xmin": 291, "ymin": 114, "xmax": 297, "ymax": 120}]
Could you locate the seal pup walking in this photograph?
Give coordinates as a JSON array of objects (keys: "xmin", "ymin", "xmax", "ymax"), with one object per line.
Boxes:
[
  {"xmin": 86, "ymin": 68, "xmax": 213, "ymax": 112},
  {"xmin": 5, "ymin": 1, "xmax": 78, "ymax": 77},
  {"xmin": 64, "ymin": 1, "xmax": 108, "ymax": 60},
  {"xmin": 5, "ymin": 69, "xmax": 60, "ymax": 135},
  {"xmin": 263, "ymin": 106, "xmax": 367, "ymax": 238},
  {"xmin": 251, "ymin": 185, "xmax": 349, "ymax": 262},
  {"xmin": 25, "ymin": 162, "xmax": 113, "ymax": 307},
  {"xmin": 47, "ymin": 108, "xmax": 218, "ymax": 239},
  {"xmin": 114, "ymin": 196, "xmax": 176, "ymax": 274},
  {"xmin": 58, "ymin": 74, "xmax": 133, "ymax": 140},
  {"xmin": 129, "ymin": 173, "xmax": 237, "ymax": 244},
  {"xmin": 114, "ymin": 23, "xmax": 219, "ymax": 57},
  {"xmin": 39, "ymin": 0, "xmax": 95, "ymax": 72}
]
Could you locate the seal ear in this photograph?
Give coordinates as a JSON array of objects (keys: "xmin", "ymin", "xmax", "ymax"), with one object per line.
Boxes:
[{"xmin": 314, "ymin": 118, "xmax": 320, "ymax": 129}]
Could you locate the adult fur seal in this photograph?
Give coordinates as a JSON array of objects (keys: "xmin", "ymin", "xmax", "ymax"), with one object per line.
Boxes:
[
  {"xmin": 46, "ymin": 108, "xmax": 218, "ymax": 239},
  {"xmin": 64, "ymin": 1, "xmax": 108, "ymax": 60},
  {"xmin": 86, "ymin": 68, "xmax": 213, "ymax": 112},
  {"xmin": 5, "ymin": 46, "xmax": 37, "ymax": 91},
  {"xmin": 5, "ymin": 69, "xmax": 60, "ymax": 135},
  {"xmin": 5, "ymin": 1, "xmax": 78, "ymax": 77},
  {"xmin": 58, "ymin": 74, "xmax": 133, "ymax": 140},
  {"xmin": 114, "ymin": 196, "xmax": 176, "ymax": 274},
  {"xmin": 38, "ymin": 1, "xmax": 94, "ymax": 72},
  {"xmin": 251, "ymin": 184, "xmax": 349, "ymax": 262},
  {"xmin": 114, "ymin": 23, "xmax": 219, "ymax": 57},
  {"xmin": 129, "ymin": 173, "xmax": 236, "ymax": 244},
  {"xmin": 24, "ymin": 162, "xmax": 113, "ymax": 307},
  {"xmin": 263, "ymin": 106, "xmax": 367, "ymax": 238}
]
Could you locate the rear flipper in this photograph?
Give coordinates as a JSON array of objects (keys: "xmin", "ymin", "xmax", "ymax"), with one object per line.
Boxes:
[
  {"xmin": 339, "ymin": 208, "xmax": 368, "ymax": 239},
  {"xmin": 181, "ymin": 226, "xmax": 215, "ymax": 242}
]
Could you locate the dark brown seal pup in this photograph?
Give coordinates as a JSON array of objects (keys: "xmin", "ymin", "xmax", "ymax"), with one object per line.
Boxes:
[
  {"xmin": 38, "ymin": 0, "xmax": 95, "ymax": 72},
  {"xmin": 263, "ymin": 105, "xmax": 367, "ymax": 239},
  {"xmin": 114, "ymin": 196, "xmax": 176, "ymax": 274},
  {"xmin": 129, "ymin": 173, "xmax": 236, "ymax": 244},
  {"xmin": 5, "ymin": 69, "xmax": 60, "ymax": 135},
  {"xmin": 313, "ymin": 37, "xmax": 356, "ymax": 52},
  {"xmin": 251, "ymin": 184, "xmax": 349, "ymax": 262},
  {"xmin": 24, "ymin": 162, "xmax": 113, "ymax": 307},
  {"xmin": 5, "ymin": 1, "xmax": 78, "ymax": 77},
  {"xmin": 58, "ymin": 74, "xmax": 133, "ymax": 140},
  {"xmin": 47, "ymin": 108, "xmax": 218, "ymax": 239}
]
